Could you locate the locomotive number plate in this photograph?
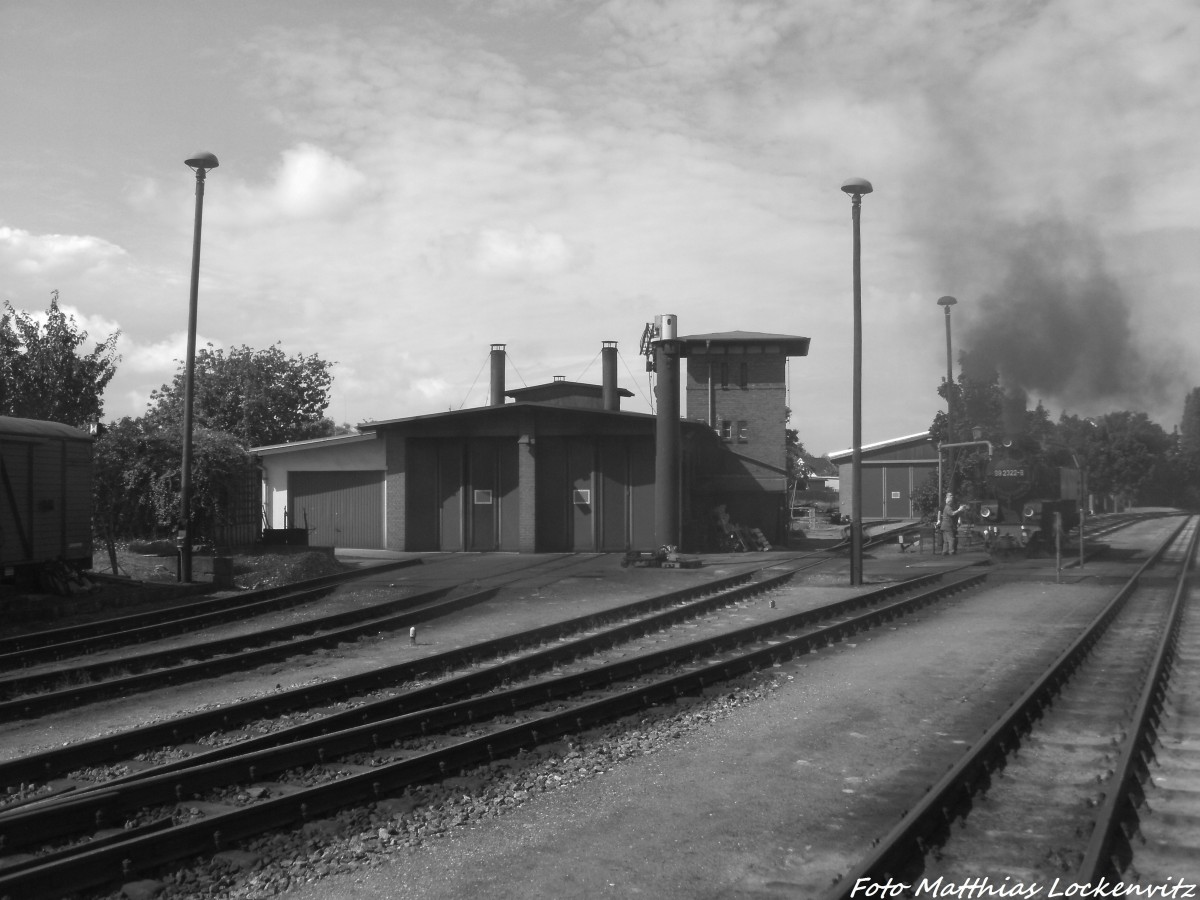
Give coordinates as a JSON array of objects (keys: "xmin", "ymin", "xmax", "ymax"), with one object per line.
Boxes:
[{"xmin": 993, "ymin": 468, "xmax": 1027, "ymax": 478}]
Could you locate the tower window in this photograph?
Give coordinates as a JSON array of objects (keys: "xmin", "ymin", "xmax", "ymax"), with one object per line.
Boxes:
[
  {"xmin": 719, "ymin": 420, "xmax": 732, "ymax": 441},
  {"xmin": 737, "ymin": 421, "xmax": 749, "ymax": 442}
]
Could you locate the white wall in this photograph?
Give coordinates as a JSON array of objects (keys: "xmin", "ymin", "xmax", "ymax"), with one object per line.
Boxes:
[{"xmin": 258, "ymin": 434, "xmax": 385, "ymax": 529}]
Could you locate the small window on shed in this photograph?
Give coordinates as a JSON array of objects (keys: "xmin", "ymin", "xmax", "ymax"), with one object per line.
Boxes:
[
  {"xmin": 473, "ymin": 490, "xmax": 493, "ymax": 505},
  {"xmin": 890, "ymin": 491, "xmax": 901, "ymax": 499},
  {"xmin": 573, "ymin": 489, "xmax": 591, "ymax": 505}
]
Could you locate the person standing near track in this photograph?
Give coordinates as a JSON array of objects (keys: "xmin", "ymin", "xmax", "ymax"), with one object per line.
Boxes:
[{"xmin": 938, "ymin": 492, "xmax": 968, "ymax": 555}]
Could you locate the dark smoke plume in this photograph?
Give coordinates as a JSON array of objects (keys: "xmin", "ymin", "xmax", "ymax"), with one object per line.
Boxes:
[{"xmin": 957, "ymin": 218, "xmax": 1179, "ymax": 413}]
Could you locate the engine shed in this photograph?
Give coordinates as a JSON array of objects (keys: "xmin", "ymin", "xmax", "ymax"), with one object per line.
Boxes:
[
  {"xmin": 256, "ymin": 344, "xmax": 713, "ymax": 553},
  {"xmin": 256, "ymin": 329, "xmax": 812, "ymax": 554}
]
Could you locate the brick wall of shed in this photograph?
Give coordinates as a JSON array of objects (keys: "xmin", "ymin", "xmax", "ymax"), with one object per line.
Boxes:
[
  {"xmin": 685, "ymin": 354, "xmax": 788, "ymax": 481},
  {"xmin": 385, "ymin": 435, "xmax": 406, "ymax": 551},
  {"xmin": 518, "ymin": 437, "xmax": 537, "ymax": 552}
]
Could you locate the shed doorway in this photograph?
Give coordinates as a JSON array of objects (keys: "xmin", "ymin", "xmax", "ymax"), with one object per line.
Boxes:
[{"xmin": 288, "ymin": 470, "xmax": 385, "ymax": 549}]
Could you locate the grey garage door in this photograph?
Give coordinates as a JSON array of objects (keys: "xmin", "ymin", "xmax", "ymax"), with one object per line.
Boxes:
[{"xmin": 289, "ymin": 470, "xmax": 384, "ymax": 549}]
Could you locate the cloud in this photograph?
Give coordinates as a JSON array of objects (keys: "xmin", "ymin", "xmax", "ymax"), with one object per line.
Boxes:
[
  {"xmin": 0, "ymin": 226, "xmax": 128, "ymax": 276},
  {"xmin": 428, "ymin": 226, "xmax": 583, "ymax": 279},
  {"xmin": 4, "ymin": 0, "xmax": 1195, "ymax": 453},
  {"xmin": 121, "ymin": 333, "xmax": 194, "ymax": 374},
  {"xmin": 212, "ymin": 144, "xmax": 370, "ymax": 227}
]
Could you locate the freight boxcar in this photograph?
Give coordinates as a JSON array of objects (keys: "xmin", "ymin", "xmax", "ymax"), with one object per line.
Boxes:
[{"xmin": 0, "ymin": 416, "xmax": 93, "ymax": 578}]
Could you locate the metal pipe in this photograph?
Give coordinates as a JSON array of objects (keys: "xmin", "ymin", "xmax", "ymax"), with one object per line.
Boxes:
[
  {"xmin": 841, "ymin": 180, "xmax": 872, "ymax": 585},
  {"xmin": 601, "ymin": 341, "xmax": 618, "ymax": 410},
  {"xmin": 654, "ymin": 336, "xmax": 681, "ymax": 550},
  {"xmin": 489, "ymin": 344, "xmax": 506, "ymax": 406},
  {"xmin": 179, "ymin": 162, "xmax": 211, "ymax": 583}
]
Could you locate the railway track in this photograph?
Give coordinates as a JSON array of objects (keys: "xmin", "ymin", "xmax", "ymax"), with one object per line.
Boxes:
[
  {"xmin": 0, "ymin": 553, "xmax": 616, "ymax": 719},
  {"xmin": 825, "ymin": 514, "xmax": 1198, "ymax": 896},
  {"xmin": 0, "ymin": 558, "xmax": 425, "ymax": 663},
  {"xmin": 0, "ymin": 560, "xmax": 989, "ymax": 898}
]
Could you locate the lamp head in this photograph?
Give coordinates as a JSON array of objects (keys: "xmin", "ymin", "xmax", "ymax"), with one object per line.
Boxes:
[
  {"xmin": 937, "ymin": 295, "xmax": 957, "ymax": 308},
  {"xmin": 840, "ymin": 177, "xmax": 873, "ymax": 196},
  {"xmin": 185, "ymin": 152, "xmax": 220, "ymax": 171}
]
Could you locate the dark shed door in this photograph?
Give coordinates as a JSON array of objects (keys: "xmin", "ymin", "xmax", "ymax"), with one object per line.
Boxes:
[
  {"xmin": 289, "ymin": 471, "xmax": 384, "ymax": 548},
  {"xmin": 405, "ymin": 439, "xmax": 440, "ymax": 551},
  {"xmin": 535, "ymin": 437, "xmax": 569, "ymax": 552},
  {"xmin": 567, "ymin": 438, "xmax": 594, "ymax": 552},
  {"xmin": 599, "ymin": 439, "xmax": 627, "ymax": 551},
  {"xmin": 438, "ymin": 442, "xmax": 465, "ymax": 551},
  {"xmin": 497, "ymin": 441, "xmax": 520, "ymax": 551},
  {"xmin": 883, "ymin": 466, "xmax": 911, "ymax": 518},
  {"xmin": 627, "ymin": 438, "xmax": 655, "ymax": 551},
  {"xmin": 468, "ymin": 441, "xmax": 497, "ymax": 551},
  {"xmin": 862, "ymin": 467, "xmax": 885, "ymax": 519}
]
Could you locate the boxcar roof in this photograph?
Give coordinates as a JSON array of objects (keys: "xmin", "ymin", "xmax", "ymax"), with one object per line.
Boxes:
[{"xmin": 0, "ymin": 416, "xmax": 92, "ymax": 441}]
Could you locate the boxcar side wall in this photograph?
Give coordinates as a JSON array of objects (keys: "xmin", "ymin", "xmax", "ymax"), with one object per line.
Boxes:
[
  {"xmin": 0, "ymin": 439, "xmax": 33, "ymax": 565},
  {"xmin": 0, "ymin": 433, "xmax": 93, "ymax": 570}
]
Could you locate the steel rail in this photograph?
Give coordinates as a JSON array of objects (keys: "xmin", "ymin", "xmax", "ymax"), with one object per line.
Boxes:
[
  {"xmin": 821, "ymin": 514, "xmax": 1190, "ymax": 899},
  {"xmin": 0, "ymin": 562, "xmax": 429, "ymax": 672},
  {"xmin": 0, "ymin": 554, "xmax": 620, "ymax": 718},
  {"xmin": 0, "ymin": 573, "xmax": 987, "ymax": 897},
  {"xmin": 0, "ymin": 558, "xmax": 423, "ymax": 657},
  {"xmin": 1, "ymin": 566, "xmax": 963, "ymax": 832},
  {"xmin": 0, "ymin": 585, "xmax": 473, "ymax": 719},
  {"xmin": 1077, "ymin": 516, "xmax": 1200, "ymax": 881},
  {"xmin": 0, "ymin": 565, "xmax": 774, "ymax": 786},
  {"xmin": 0, "ymin": 572, "xmax": 983, "ymax": 856},
  {"xmin": 0, "ymin": 552, "xmax": 598, "ymax": 670}
]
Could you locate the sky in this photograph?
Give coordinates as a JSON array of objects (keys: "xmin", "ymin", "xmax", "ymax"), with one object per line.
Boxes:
[{"xmin": 1, "ymin": 0, "xmax": 1197, "ymax": 456}]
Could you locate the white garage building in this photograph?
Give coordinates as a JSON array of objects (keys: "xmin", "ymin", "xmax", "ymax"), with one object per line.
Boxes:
[{"xmin": 254, "ymin": 431, "xmax": 387, "ymax": 549}]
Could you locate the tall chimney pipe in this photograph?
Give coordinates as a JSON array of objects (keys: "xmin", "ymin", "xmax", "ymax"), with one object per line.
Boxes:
[
  {"xmin": 490, "ymin": 344, "xmax": 506, "ymax": 406},
  {"xmin": 654, "ymin": 315, "xmax": 681, "ymax": 550},
  {"xmin": 601, "ymin": 341, "xmax": 618, "ymax": 410}
]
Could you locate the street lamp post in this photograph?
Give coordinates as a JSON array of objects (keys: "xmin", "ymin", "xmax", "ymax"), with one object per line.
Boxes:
[
  {"xmin": 841, "ymin": 177, "xmax": 873, "ymax": 586},
  {"xmin": 179, "ymin": 151, "xmax": 219, "ymax": 583},
  {"xmin": 936, "ymin": 295, "xmax": 957, "ymax": 553},
  {"xmin": 937, "ymin": 296, "xmax": 957, "ymax": 434}
]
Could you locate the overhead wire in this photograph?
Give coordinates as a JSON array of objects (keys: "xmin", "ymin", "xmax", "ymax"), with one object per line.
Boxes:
[
  {"xmin": 575, "ymin": 349, "xmax": 601, "ymax": 382},
  {"xmin": 617, "ymin": 347, "xmax": 655, "ymax": 412},
  {"xmin": 457, "ymin": 353, "xmax": 489, "ymax": 409}
]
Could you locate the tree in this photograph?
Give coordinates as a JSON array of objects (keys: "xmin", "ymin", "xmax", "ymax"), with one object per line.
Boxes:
[
  {"xmin": 93, "ymin": 417, "xmax": 256, "ymax": 554},
  {"xmin": 1085, "ymin": 412, "xmax": 1174, "ymax": 509},
  {"xmin": 0, "ymin": 291, "xmax": 120, "ymax": 428},
  {"xmin": 145, "ymin": 343, "xmax": 336, "ymax": 446},
  {"xmin": 93, "ymin": 417, "xmax": 177, "ymax": 569},
  {"xmin": 783, "ymin": 407, "xmax": 808, "ymax": 491}
]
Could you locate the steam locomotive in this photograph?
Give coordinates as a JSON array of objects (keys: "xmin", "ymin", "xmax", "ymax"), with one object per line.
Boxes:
[{"xmin": 976, "ymin": 453, "xmax": 1081, "ymax": 554}]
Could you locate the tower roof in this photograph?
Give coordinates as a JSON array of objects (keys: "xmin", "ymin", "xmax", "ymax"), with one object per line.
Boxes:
[{"xmin": 675, "ymin": 330, "xmax": 810, "ymax": 357}]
